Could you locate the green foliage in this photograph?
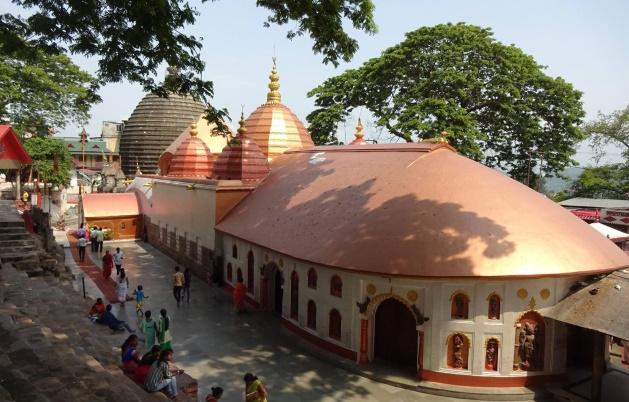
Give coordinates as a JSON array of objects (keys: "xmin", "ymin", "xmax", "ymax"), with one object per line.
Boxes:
[
  {"xmin": 22, "ymin": 137, "xmax": 73, "ymax": 187},
  {"xmin": 1, "ymin": 0, "xmax": 376, "ymax": 132},
  {"xmin": 583, "ymin": 105, "xmax": 629, "ymax": 163},
  {"xmin": 307, "ymin": 23, "xmax": 586, "ymax": 181},
  {"xmin": 570, "ymin": 164, "xmax": 629, "ymax": 200},
  {"xmin": 0, "ymin": 45, "xmax": 99, "ymax": 135}
]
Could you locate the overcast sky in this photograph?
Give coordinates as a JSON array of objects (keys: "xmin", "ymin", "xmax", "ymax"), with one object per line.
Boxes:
[{"xmin": 4, "ymin": 0, "xmax": 628, "ymax": 165}]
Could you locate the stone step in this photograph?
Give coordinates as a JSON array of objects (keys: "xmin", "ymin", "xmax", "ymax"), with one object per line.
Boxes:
[
  {"xmin": 0, "ymin": 232, "xmax": 31, "ymax": 241},
  {"xmin": 0, "ymin": 239, "xmax": 36, "ymax": 247},
  {"xmin": 2, "ymin": 252, "xmax": 41, "ymax": 263},
  {"xmin": 0, "ymin": 244, "xmax": 39, "ymax": 254},
  {"xmin": 0, "ymin": 220, "xmax": 25, "ymax": 228}
]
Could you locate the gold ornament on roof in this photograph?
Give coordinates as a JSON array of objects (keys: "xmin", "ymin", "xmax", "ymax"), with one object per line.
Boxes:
[
  {"xmin": 355, "ymin": 118, "xmax": 365, "ymax": 140},
  {"xmin": 267, "ymin": 57, "xmax": 281, "ymax": 103},
  {"xmin": 190, "ymin": 122, "xmax": 198, "ymax": 137},
  {"xmin": 439, "ymin": 130, "xmax": 449, "ymax": 143},
  {"xmin": 237, "ymin": 110, "xmax": 247, "ymax": 137}
]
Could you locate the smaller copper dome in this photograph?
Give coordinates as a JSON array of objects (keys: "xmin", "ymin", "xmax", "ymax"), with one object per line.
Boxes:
[
  {"xmin": 168, "ymin": 124, "xmax": 214, "ymax": 178},
  {"xmin": 350, "ymin": 118, "xmax": 367, "ymax": 145},
  {"xmin": 213, "ymin": 113, "xmax": 270, "ymax": 181}
]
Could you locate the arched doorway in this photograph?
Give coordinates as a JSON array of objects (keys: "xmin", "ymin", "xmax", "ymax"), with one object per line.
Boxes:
[
  {"xmin": 274, "ymin": 270, "xmax": 283, "ymax": 315},
  {"xmin": 374, "ymin": 298, "xmax": 417, "ymax": 368}
]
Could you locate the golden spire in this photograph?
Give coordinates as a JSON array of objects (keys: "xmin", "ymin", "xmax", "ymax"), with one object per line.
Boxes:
[
  {"xmin": 237, "ymin": 109, "xmax": 248, "ymax": 137},
  {"xmin": 266, "ymin": 57, "xmax": 281, "ymax": 103},
  {"xmin": 439, "ymin": 130, "xmax": 449, "ymax": 143},
  {"xmin": 355, "ymin": 118, "xmax": 365, "ymax": 141},
  {"xmin": 190, "ymin": 122, "xmax": 198, "ymax": 137}
]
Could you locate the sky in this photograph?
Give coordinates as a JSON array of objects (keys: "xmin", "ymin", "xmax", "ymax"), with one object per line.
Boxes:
[{"xmin": 3, "ymin": 0, "xmax": 628, "ymax": 165}]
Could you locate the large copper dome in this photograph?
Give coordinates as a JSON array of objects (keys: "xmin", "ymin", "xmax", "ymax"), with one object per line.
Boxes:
[
  {"xmin": 119, "ymin": 93, "xmax": 205, "ymax": 175},
  {"xmin": 167, "ymin": 124, "xmax": 214, "ymax": 178},
  {"xmin": 244, "ymin": 59, "xmax": 313, "ymax": 160}
]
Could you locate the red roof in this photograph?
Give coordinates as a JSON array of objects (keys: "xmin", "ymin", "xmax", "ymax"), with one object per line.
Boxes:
[
  {"xmin": 0, "ymin": 125, "xmax": 32, "ymax": 168},
  {"xmin": 168, "ymin": 133, "xmax": 214, "ymax": 178},
  {"xmin": 212, "ymin": 137, "xmax": 270, "ymax": 181},
  {"xmin": 570, "ymin": 209, "xmax": 600, "ymax": 221},
  {"xmin": 82, "ymin": 192, "xmax": 139, "ymax": 218},
  {"xmin": 216, "ymin": 143, "xmax": 629, "ymax": 278}
]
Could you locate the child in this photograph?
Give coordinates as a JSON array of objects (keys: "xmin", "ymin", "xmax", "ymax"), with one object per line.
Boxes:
[{"xmin": 133, "ymin": 285, "xmax": 148, "ymax": 314}]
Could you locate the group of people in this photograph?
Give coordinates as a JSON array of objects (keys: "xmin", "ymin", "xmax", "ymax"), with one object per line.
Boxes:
[{"xmin": 76, "ymin": 223, "xmax": 106, "ymax": 257}]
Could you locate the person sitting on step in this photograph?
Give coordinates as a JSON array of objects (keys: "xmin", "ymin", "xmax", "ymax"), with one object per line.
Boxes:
[
  {"xmin": 100, "ymin": 304, "xmax": 135, "ymax": 333},
  {"xmin": 88, "ymin": 297, "xmax": 106, "ymax": 322}
]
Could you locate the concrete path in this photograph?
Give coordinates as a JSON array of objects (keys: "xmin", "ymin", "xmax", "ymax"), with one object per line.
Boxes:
[{"xmin": 79, "ymin": 240, "xmax": 544, "ymax": 402}]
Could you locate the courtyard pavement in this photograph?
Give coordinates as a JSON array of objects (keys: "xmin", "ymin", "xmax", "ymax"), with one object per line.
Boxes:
[{"xmin": 80, "ymin": 240, "xmax": 544, "ymax": 402}]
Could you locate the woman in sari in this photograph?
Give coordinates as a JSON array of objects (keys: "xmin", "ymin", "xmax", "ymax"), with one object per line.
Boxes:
[
  {"xmin": 244, "ymin": 373, "xmax": 268, "ymax": 402},
  {"xmin": 232, "ymin": 277, "xmax": 247, "ymax": 313},
  {"xmin": 157, "ymin": 308, "xmax": 173, "ymax": 351},
  {"xmin": 102, "ymin": 250, "xmax": 114, "ymax": 279},
  {"xmin": 116, "ymin": 269, "xmax": 129, "ymax": 306},
  {"xmin": 121, "ymin": 334, "xmax": 142, "ymax": 374},
  {"xmin": 141, "ymin": 310, "xmax": 158, "ymax": 348}
]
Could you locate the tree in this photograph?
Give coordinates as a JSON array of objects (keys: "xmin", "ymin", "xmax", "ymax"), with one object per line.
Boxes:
[
  {"xmin": 0, "ymin": 46, "xmax": 100, "ymax": 135},
  {"xmin": 569, "ymin": 164, "xmax": 629, "ymax": 200},
  {"xmin": 584, "ymin": 105, "xmax": 629, "ymax": 163},
  {"xmin": 307, "ymin": 23, "xmax": 585, "ymax": 181},
  {"xmin": 22, "ymin": 137, "xmax": 73, "ymax": 187},
  {"xmin": 1, "ymin": 0, "xmax": 376, "ymax": 133}
]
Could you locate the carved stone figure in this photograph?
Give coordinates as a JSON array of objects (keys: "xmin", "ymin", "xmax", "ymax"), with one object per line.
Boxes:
[
  {"xmin": 453, "ymin": 334, "xmax": 464, "ymax": 368},
  {"xmin": 485, "ymin": 339, "xmax": 498, "ymax": 371},
  {"xmin": 518, "ymin": 322, "xmax": 539, "ymax": 370},
  {"xmin": 488, "ymin": 295, "xmax": 500, "ymax": 319}
]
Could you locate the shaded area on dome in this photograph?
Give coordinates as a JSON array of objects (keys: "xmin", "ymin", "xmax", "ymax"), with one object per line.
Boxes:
[
  {"xmin": 167, "ymin": 123, "xmax": 214, "ymax": 178},
  {"xmin": 216, "ymin": 143, "xmax": 629, "ymax": 278},
  {"xmin": 213, "ymin": 112, "xmax": 269, "ymax": 181},
  {"xmin": 119, "ymin": 93, "xmax": 205, "ymax": 175}
]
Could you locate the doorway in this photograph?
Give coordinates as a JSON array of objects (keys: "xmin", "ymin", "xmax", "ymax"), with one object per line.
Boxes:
[
  {"xmin": 374, "ymin": 298, "xmax": 417, "ymax": 368},
  {"xmin": 274, "ymin": 270, "xmax": 283, "ymax": 315}
]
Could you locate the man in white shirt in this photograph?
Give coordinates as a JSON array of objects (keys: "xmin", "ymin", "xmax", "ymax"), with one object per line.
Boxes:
[
  {"xmin": 77, "ymin": 236, "xmax": 87, "ymax": 262},
  {"xmin": 113, "ymin": 247, "xmax": 124, "ymax": 276}
]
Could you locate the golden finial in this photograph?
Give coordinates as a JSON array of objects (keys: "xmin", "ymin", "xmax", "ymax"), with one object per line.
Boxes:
[
  {"xmin": 355, "ymin": 118, "xmax": 365, "ymax": 140},
  {"xmin": 190, "ymin": 122, "xmax": 198, "ymax": 137},
  {"xmin": 439, "ymin": 130, "xmax": 449, "ymax": 143},
  {"xmin": 266, "ymin": 57, "xmax": 281, "ymax": 103},
  {"xmin": 237, "ymin": 109, "xmax": 247, "ymax": 137}
]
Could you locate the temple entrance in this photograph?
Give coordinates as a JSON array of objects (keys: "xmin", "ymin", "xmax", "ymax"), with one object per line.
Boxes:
[
  {"xmin": 274, "ymin": 270, "xmax": 283, "ymax": 315},
  {"xmin": 566, "ymin": 323, "xmax": 594, "ymax": 368},
  {"xmin": 374, "ymin": 298, "xmax": 417, "ymax": 368}
]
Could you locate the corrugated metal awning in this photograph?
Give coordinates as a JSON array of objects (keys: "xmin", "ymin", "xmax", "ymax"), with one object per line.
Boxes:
[{"xmin": 543, "ymin": 270, "xmax": 629, "ymax": 339}]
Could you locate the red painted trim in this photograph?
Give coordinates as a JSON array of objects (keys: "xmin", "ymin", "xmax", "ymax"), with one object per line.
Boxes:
[
  {"xmin": 420, "ymin": 370, "xmax": 562, "ymax": 387},
  {"xmin": 281, "ymin": 317, "xmax": 357, "ymax": 361},
  {"xmin": 0, "ymin": 125, "xmax": 32, "ymax": 165}
]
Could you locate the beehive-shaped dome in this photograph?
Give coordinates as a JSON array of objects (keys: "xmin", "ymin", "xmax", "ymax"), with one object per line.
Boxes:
[
  {"xmin": 213, "ymin": 112, "xmax": 270, "ymax": 181},
  {"xmin": 244, "ymin": 59, "xmax": 313, "ymax": 161},
  {"xmin": 119, "ymin": 92, "xmax": 205, "ymax": 175},
  {"xmin": 167, "ymin": 123, "xmax": 214, "ymax": 178}
]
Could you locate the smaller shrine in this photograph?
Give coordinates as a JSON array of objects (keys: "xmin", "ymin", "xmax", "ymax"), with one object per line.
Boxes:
[{"xmin": 0, "ymin": 125, "xmax": 32, "ymax": 200}]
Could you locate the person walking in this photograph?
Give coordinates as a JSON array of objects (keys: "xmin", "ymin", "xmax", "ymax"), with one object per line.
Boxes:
[
  {"xmin": 90, "ymin": 227, "xmax": 99, "ymax": 252},
  {"xmin": 76, "ymin": 223, "xmax": 86, "ymax": 239},
  {"xmin": 113, "ymin": 247, "xmax": 124, "ymax": 276},
  {"xmin": 77, "ymin": 235, "xmax": 87, "ymax": 262},
  {"xmin": 116, "ymin": 269, "xmax": 129, "ymax": 306},
  {"xmin": 96, "ymin": 227, "xmax": 105, "ymax": 253},
  {"xmin": 157, "ymin": 309, "xmax": 173, "ymax": 351},
  {"xmin": 102, "ymin": 250, "xmax": 114, "ymax": 280},
  {"xmin": 233, "ymin": 277, "xmax": 247, "ymax": 314},
  {"xmin": 244, "ymin": 373, "xmax": 268, "ymax": 402},
  {"xmin": 172, "ymin": 266, "xmax": 185, "ymax": 306},
  {"xmin": 141, "ymin": 310, "xmax": 158, "ymax": 349},
  {"xmin": 183, "ymin": 267, "xmax": 191, "ymax": 303}
]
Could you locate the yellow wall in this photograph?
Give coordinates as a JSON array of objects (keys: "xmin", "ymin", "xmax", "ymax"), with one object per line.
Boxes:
[{"xmin": 151, "ymin": 181, "xmax": 217, "ymax": 251}]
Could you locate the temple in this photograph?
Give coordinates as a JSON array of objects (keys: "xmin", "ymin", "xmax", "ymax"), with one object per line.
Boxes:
[{"xmin": 87, "ymin": 60, "xmax": 629, "ymax": 387}]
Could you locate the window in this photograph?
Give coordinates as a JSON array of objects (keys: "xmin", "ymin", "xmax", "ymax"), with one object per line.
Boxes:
[
  {"xmin": 447, "ymin": 333, "xmax": 470, "ymax": 369},
  {"xmin": 450, "ymin": 292, "xmax": 469, "ymax": 319},
  {"xmin": 237, "ymin": 268, "xmax": 243, "ymax": 282},
  {"xmin": 290, "ymin": 271, "xmax": 299, "ymax": 320},
  {"xmin": 330, "ymin": 275, "xmax": 343, "ymax": 297},
  {"xmin": 488, "ymin": 294, "xmax": 501, "ymax": 320},
  {"xmin": 232, "ymin": 244, "xmax": 238, "ymax": 259},
  {"xmin": 307, "ymin": 268, "xmax": 317, "ymax": 289},
  {"xmin": 227, "ymin": 263, "xmax": 233, "ymax": 282},
  {"xmin": 247, "ymin": 251, "xmax": 255, "ymax": 293},
  {"xmin": 329, "ymin": 309, "xmax": 341, "ymax": 340},
  {"xmin": 307, "ymin": 300, "xmax": 317, "ymax": 330}
]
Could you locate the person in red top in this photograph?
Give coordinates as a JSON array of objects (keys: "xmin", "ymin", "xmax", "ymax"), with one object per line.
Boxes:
[
  {"xmin": 205, "ymin": 386, "xmax": 224, "ymax": 401},
  {"xmin": 88, "ymin": 297, "xmax": 106, "ymax": 321},
  {"xmin": 102, "ymin": 250, "xmax": 114, "ymax": 279},
  {"xmin": 232, "ymin": 277, "xmax": 247, "ymax": 313}
]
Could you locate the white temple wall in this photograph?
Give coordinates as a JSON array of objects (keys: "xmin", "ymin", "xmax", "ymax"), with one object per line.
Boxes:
[{"xmin": 150, "ymin": 180, "xmax": 217, "ymax": 252}]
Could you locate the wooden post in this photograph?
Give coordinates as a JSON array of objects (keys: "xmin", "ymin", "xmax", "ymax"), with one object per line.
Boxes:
[
  {"xmin": 592, "ymin": 330, "xmax": 605, "ymax": 402},
  {"xmin": 15, "ymin": 168, "xmax": 20, "ymax": 201}
]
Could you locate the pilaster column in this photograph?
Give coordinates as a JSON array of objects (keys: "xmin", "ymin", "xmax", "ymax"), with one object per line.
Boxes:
[
  {"xmin": 358, "ymin": 316, "xmax": 369, "ymax": 364},
  {"xmin": 417, "ymin": 324, "xmax": 425, "ymax": 374}
]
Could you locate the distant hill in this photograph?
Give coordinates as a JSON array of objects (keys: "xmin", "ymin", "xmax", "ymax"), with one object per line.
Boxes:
[{"xmin": 543, "ymin": 167, "xmax": 584, "ymax": 193}]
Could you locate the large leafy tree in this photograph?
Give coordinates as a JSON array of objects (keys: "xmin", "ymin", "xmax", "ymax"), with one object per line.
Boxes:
[
  {"xmin": 1, "ymin": 0, "xmax": 376, "ymax": 132},
  {"xmin": 569, "ymin": 164, "xmax": 629, "ymax": 200},
  {"xmin": 307, "ymin": 23, "xmax": 585, "ymax": 181},
  {"xmin": 584, "ymin": 105, "xmax": 629, "ymax": 163},
  {"xmin": 0, "ymin": 46, "xmax": 99, "ymax": 135},
  {"xmin": 22, "ymin": 136, "xmax": 73, "ymax": 187}
]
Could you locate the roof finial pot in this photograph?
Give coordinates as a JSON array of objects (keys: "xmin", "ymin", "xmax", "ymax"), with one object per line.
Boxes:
[
  {"xmin": 267, "ymin": 57, "xmax": 281, "ymax": 104},
  {"xmin": 350, "ymin": 118, "xmax": 367, "ymax": 145}
]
